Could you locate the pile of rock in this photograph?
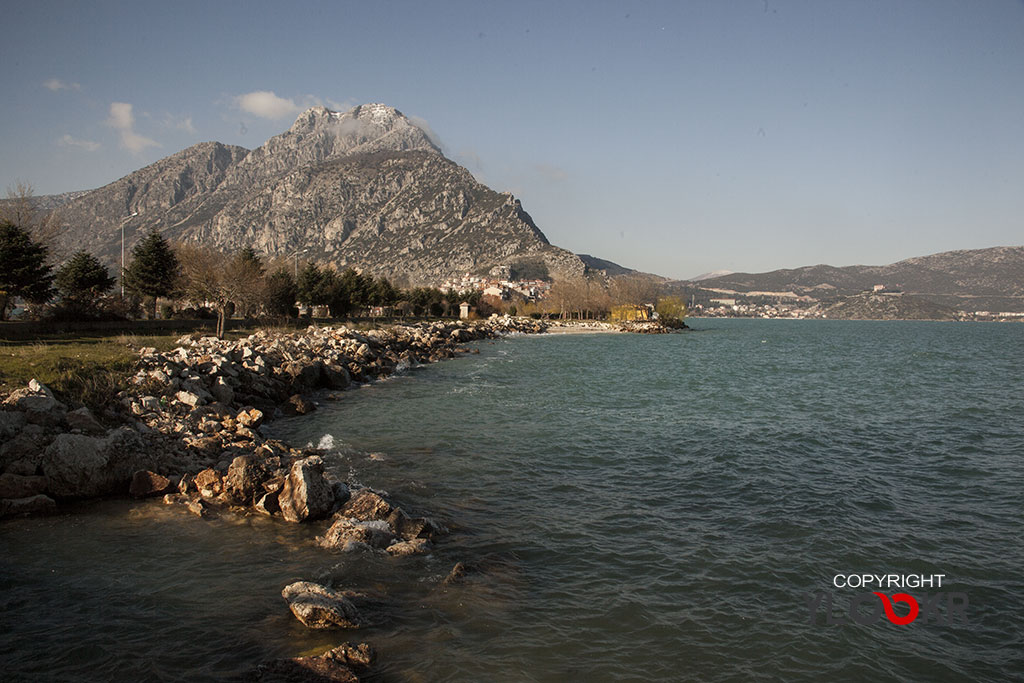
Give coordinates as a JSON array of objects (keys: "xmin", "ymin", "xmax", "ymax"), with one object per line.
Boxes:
[
  {"xmin": 125, "ymin": 317, "xmax": 545, "ymax": 422},
  {"xmin": 616, "ymin": 319, "xmax": 686, "ymax": 333},
  {"xmin": 0, "ymin": 379, "xmax": 157, "ymax": 517},
  {"xmin": 0, "ymin": 317, "xmax": 545, "ymax": 520}
]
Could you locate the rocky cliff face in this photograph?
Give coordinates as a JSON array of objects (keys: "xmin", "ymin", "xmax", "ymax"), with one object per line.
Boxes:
[{"xmin": 52, "ymin": 104, "xmax": 586, "ymax": 284}]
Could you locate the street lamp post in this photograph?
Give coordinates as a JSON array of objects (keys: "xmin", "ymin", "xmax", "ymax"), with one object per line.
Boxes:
[
  {"xmin": 292, "ymin": 248, "xmax": 308, "ymax": 279},
  {"xmin": 119, "ymin": 212, "xmax": 138, "ymax": 298}
]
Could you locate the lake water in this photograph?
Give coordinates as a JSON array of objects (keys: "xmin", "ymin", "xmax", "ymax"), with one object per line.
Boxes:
[{"xmin": 2, "ymin": 319, "xmax": 1022, "ymax": 681}]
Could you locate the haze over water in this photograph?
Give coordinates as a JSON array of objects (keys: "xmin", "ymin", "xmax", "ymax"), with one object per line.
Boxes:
[{"xmin": 2, "ymin": 320, "xmax": 1022, "ymax": 681}]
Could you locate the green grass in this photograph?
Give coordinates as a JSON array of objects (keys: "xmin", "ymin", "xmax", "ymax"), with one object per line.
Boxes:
[{"xmin": 0, "ymin": 332, "xmax": 183, "ymax": 411}]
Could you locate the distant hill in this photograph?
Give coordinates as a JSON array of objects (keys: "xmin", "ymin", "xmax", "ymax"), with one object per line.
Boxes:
[
  {"xmin": 687, "ymin": 269, "xmax": 734, "ymax": 282},
  {"xmin": 688, "ymin": 247, "xmax": 1024, "ymax": 313},
  {"xmin": 42, "ymin": 103, "xmax": 588, "ymax": 285},
  {"xmin": 821, "ymin": 293, "xmax": 958, "ymax": 320}
]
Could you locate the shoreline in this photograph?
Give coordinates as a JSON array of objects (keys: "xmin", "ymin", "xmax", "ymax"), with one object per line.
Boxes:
[
  {"xmin": 1, "ymin": 316, "xmax": 549, "ymax": 679},
  {"xmin": 0, "ymin": 313, "xmax": 686, "ymax": 679}
]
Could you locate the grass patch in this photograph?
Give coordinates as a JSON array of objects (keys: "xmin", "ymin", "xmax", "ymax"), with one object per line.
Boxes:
[{"xmin": 0, "ymin": 333, "xmax": 182, "ymax": 411}]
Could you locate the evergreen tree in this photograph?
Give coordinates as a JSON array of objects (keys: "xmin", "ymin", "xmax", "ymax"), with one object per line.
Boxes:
[
  {"xmin": 265, "ymin": 268, "xmax": 298, "ymax": 317},
  {"xmin": 123, "ymin": 231, "xmax": 179, "ymax": 318},
  {"xmin": 296, "ymin": 262, "xmax": 328, "ymax": 309},
  {"xmin": 0, "ymin": 221, "xmax": 54, "ymax": 320},
  {"xmin": 55, "ymin": 251, "xmax": 116, "ymax": 302},
  {"xmin": 368, "ymin": 276, "xmax": 399, "ymax": 307}
]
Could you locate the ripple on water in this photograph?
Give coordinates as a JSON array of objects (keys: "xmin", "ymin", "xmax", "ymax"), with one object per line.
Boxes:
[{"xmin": 3, "ymin": 320, "xmax": 1022, "ymax": 681}]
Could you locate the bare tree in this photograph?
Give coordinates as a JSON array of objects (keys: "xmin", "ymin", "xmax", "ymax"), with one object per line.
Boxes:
[
  {"xmin": 0, "ymin": 182, "xmax": 66, "ymax": 262},
  {"xmin": 609, "ymin": 274, "xmax": 663, "ymax": 307},
  {"xmin": 177, "ymin": 244, "xmax": 266, "ymax": 338}
]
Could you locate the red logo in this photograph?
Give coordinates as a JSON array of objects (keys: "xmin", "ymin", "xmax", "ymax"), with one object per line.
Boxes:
[{"xmin": 873, "ymin": 592, "xmax": 920, "ymax": 625}]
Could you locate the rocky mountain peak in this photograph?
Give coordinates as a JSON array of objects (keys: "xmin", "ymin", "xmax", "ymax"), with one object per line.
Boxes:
[
  {"xmin": 282, "ymin": 103, "xmax": 439, "ymax": 156},
  {"xmin": 49, "ymin": 101, "xmax": 589, "ymax": 286}
]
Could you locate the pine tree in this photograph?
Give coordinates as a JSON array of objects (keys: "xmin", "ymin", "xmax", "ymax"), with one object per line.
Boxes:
[
  {"xmin": 123, "ymin": 231, "xmax": 180, "ymax": 318},
  {"xmin": 55, "ymin": 251, "xmax": 116, "ymax": 302},
  {"xmin": 0, "ymin": 221, "xmax": 54, "ymax": 320},
  {"xmin": 265, "ymin": 268, "xmax": 298, "ymax": 317}
]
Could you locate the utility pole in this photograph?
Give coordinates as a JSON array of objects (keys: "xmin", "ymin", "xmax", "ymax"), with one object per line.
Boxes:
[{"xmin": 120, "ymin": 212, "xmax": 138, "ymax": 297}]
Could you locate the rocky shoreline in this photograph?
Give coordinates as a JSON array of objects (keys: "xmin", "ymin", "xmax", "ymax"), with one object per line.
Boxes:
[
  {"xmin": 1, "ymin": 315, "xmax": 548, "ymax": 680},
  {"xmin": 0, "ymin": 314, "xmax": 680, "ymax": 680}
]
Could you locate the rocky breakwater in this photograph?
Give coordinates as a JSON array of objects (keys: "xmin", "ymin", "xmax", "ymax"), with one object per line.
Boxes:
[
  {"xmin": 1, "ymin": 317, "xmax": 545, "ymax": 678},
  {"xmin": 0, "ymin": 316, "xmax": 544, "ymax": 520},
  {"xmin": 617, "ymin": 319, "xmax": 688, "ymax": 333}
]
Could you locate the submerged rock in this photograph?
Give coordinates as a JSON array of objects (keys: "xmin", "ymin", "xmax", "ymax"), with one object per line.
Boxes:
[
  {"xmin": 249, "ymin": 642, "xmax": 374, "ymax": 682},
  {"xmin": 163, "ymin": 493, "xmax": 209, "ymax": 518},
  {"xmin": 0, "ymin": 494, "xmax": 57, "ymax": 518},
  {"xmin": 281, "ymin": 581, "xmax": 361, "ymax": 629},
  {"xmin": 386, "ymin": 538, "xmax": 431, "ymax": 556},
  {"xmin": 283, "ymin": 394, "xmax": 316, "ymax": 416},
  {"xmin": 442, "ymin": 561, "xmax": 470, "ymax": 585},
  {"xmin": 319, "ymin": 518, "xmax": 395, "ymax": 550},
  {"xmin": 386, "ymin": 507, "xmax": 447, "ymax": 540}
]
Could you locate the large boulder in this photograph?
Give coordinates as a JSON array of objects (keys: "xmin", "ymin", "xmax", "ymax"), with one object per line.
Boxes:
[
  {"xmin": 281, "ymin": 581, "xmax": 360, "ymax": 629},
  {"xmin": 39, "ymin": 428, "xmax": 148, "ymax": 499},
  {"xmin": 282, "ymin": 361, "xmax": 325, "ymax": 393},
  {"xmin": 322, "ymin": 364, "xmax": 351, "ymax": 390},
  {"xmin": 278, "ymin": 456, "xmax": 334, "ymax": 523}
]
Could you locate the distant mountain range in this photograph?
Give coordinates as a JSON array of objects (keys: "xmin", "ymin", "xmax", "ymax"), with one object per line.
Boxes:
[
  {"xmin": 36, "ymin": 103, "xmax": 598, "ymax": 285},
  {"xmin": 678, "ymin": 247, "xmax": 1024, "ymax": 313},
  {"xmin": 9, "ymin": 102, "xmax": 1022, "ymax": 314}
]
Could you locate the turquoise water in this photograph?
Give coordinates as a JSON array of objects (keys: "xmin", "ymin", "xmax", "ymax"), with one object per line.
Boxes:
[{"xmin": 2, "ymin": 320, "xmax": 1023, "ymax": 681}]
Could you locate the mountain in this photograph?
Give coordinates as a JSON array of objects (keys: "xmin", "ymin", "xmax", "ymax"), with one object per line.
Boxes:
[
  {"xmin": 689, "ymin": 247, "xmax": 1024, "ymax": 313},
  {"xmin": 821, "ymin": 293, "xmax": 958, "ymax": 320},
  {"xmin": 49, "ymin": 103, "xmax": 587, "ymax": 285}
]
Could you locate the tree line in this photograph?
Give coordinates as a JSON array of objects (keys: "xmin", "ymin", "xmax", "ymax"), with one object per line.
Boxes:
[{"xmin": 0, "ymin": 219, "xmax": 493, "ymax": 337}]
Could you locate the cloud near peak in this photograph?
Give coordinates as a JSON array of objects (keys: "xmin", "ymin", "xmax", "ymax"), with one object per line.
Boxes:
[
  {"xmin": 235, "ymin": 90, "xmax": 302, "ymax": 120},
  {"xmin": 106, "ymin": 102, "xmax": 160, "ymax": 153}
]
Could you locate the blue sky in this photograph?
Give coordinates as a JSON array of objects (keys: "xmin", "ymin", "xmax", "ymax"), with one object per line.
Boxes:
[{"xmin": 2, "ymin": 0, "xmax": 1023, "ymax": 279}]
